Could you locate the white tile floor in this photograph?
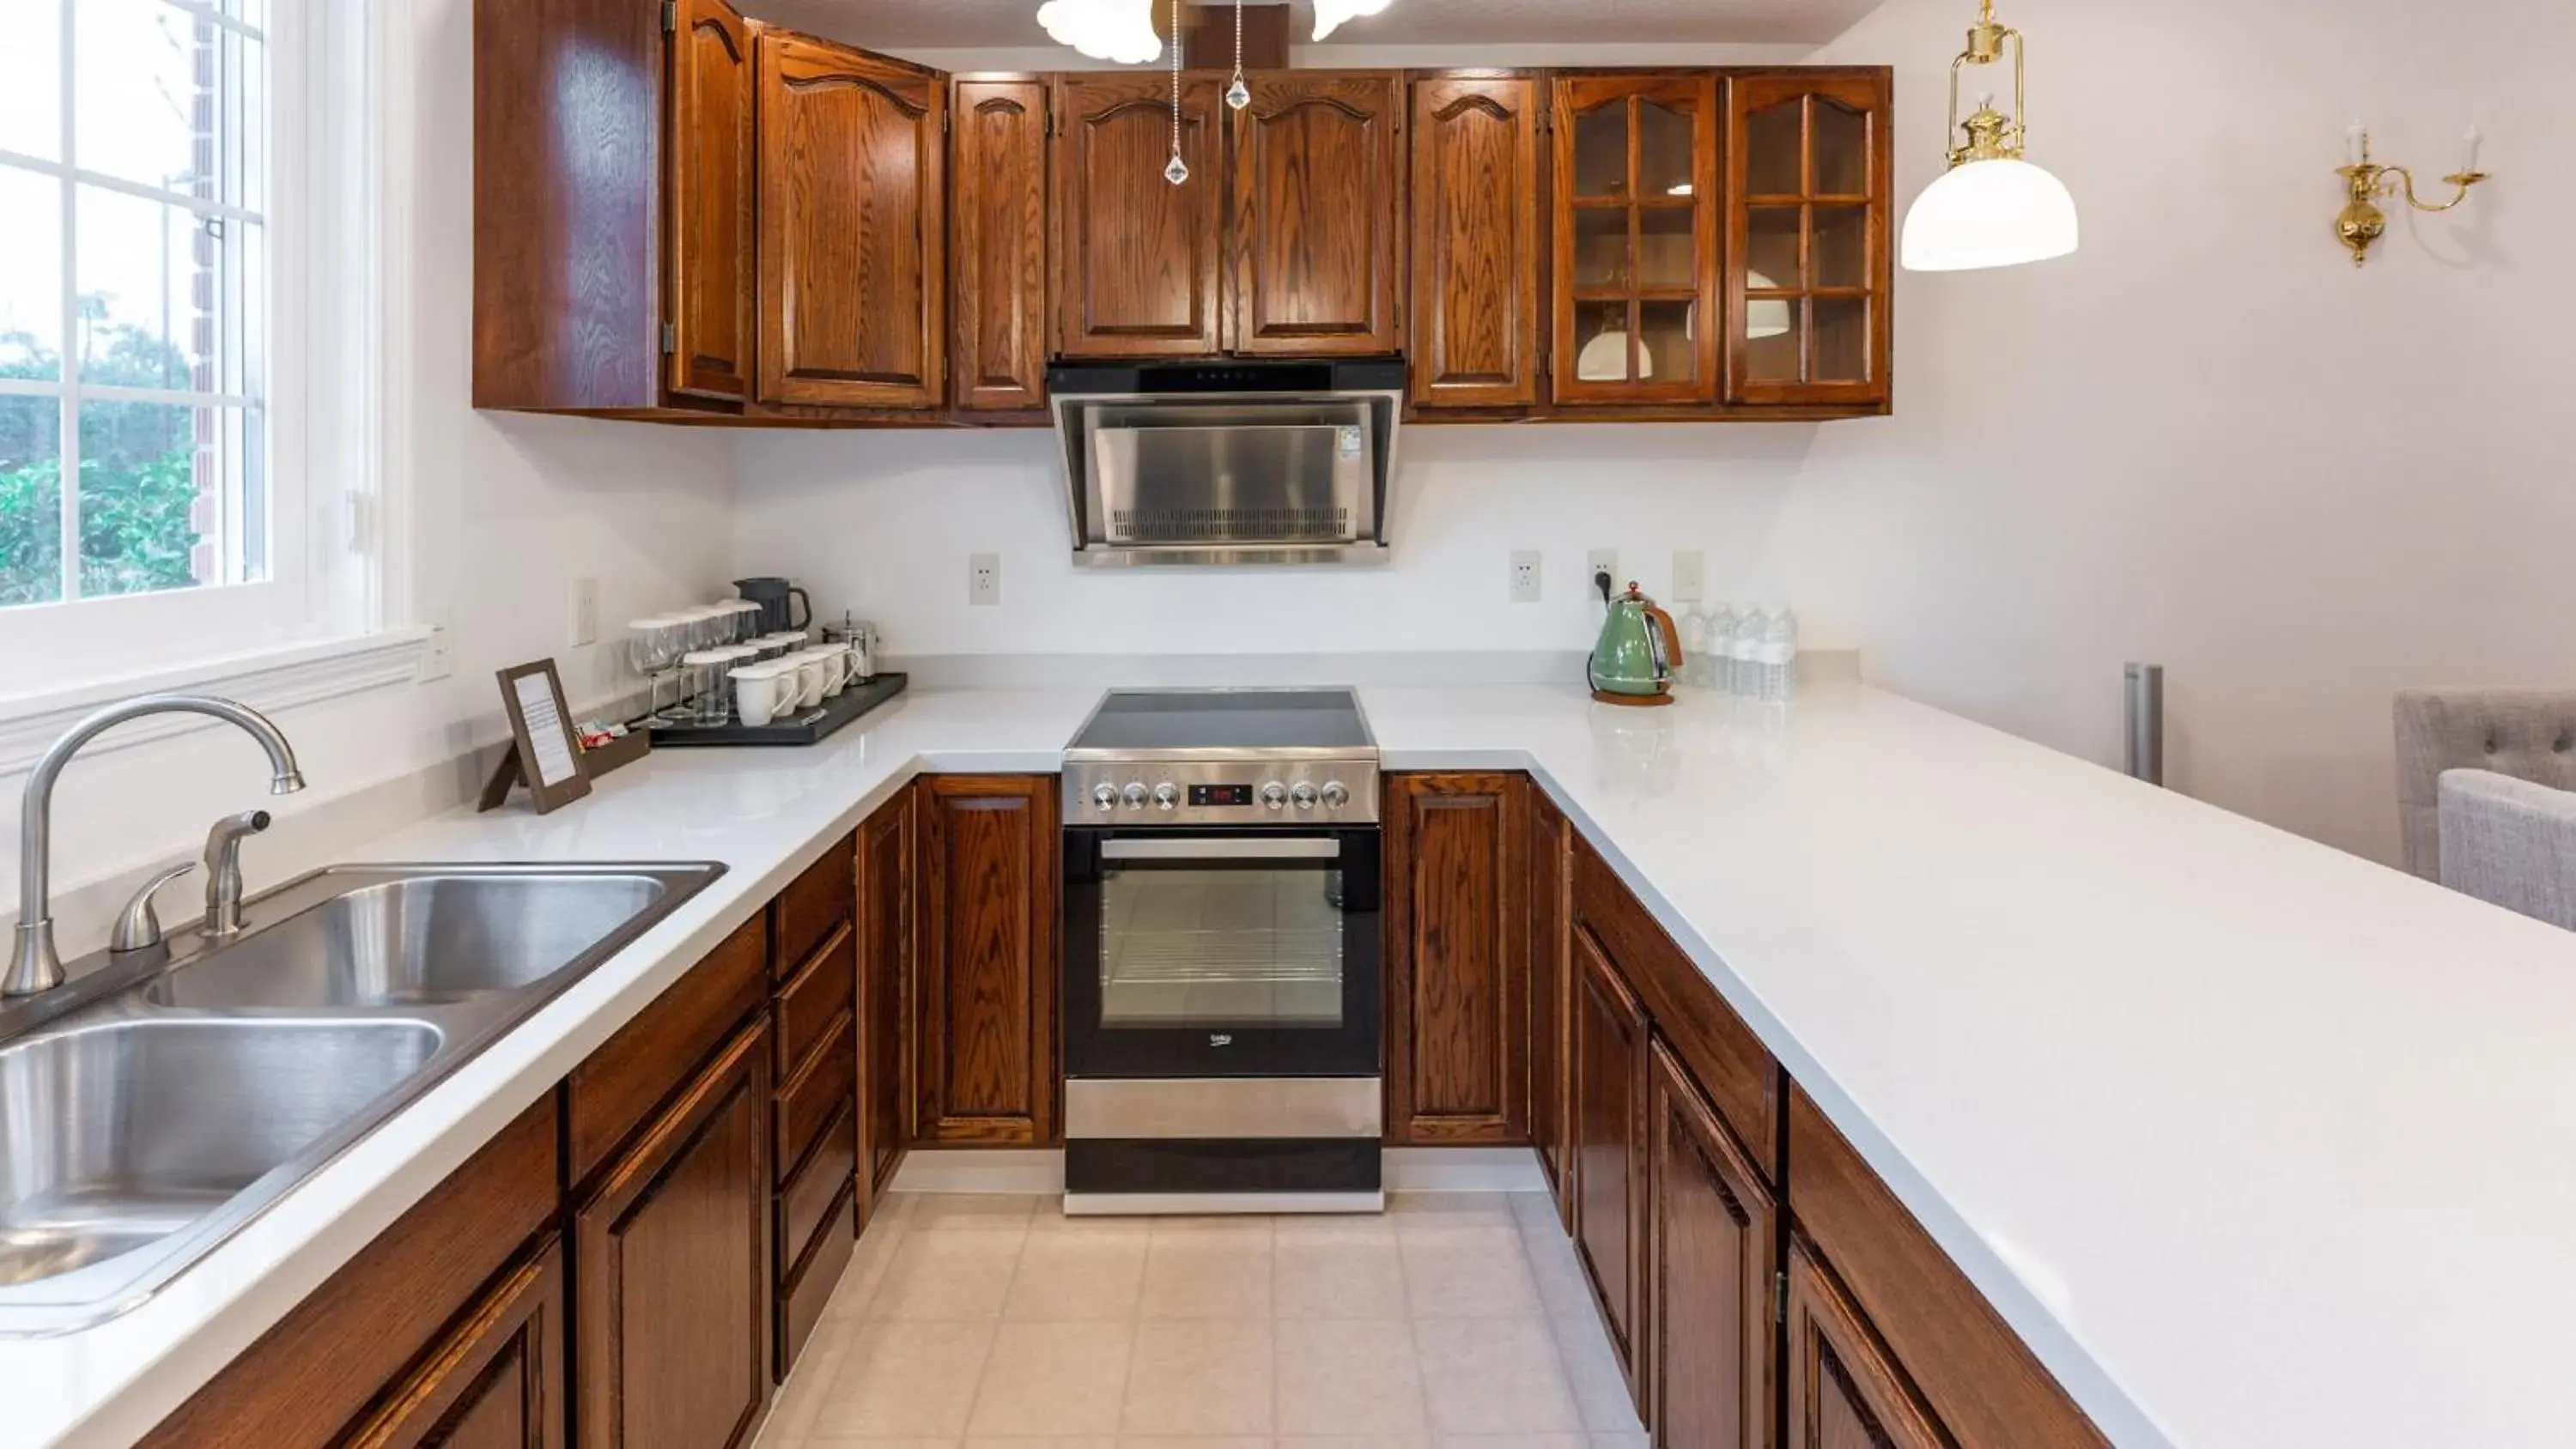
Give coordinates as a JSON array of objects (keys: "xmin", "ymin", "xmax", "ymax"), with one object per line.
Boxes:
[{"xmin": 756, "ymin": 1191, "xmax": 1646, "ymax": 1449}]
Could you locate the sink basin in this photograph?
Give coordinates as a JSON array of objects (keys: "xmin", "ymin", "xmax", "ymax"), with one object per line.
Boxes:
[
  {"xmin": 0, "ymin": 859, "xmax": 724, "ymax": 1332},
  {"xmin": 151, "ymin": 873, "xmax": 672, "ymax": 1009},
  {"xmin": 0, "ymin": 1019, "xmax": 441, "ymax": 1290}
]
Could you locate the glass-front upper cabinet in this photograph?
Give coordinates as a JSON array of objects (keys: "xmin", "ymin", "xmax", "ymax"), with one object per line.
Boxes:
[
  {"xmin": 1551, "ymin": 75, "xmax": 1719, "ymax": 407},
  {"xmin": 1726, "ymin": 70, "xmax": 1893, "ymax": 409}
]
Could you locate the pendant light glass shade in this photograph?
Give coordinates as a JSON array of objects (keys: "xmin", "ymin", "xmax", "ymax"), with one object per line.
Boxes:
[
  {"xmin": 1900, "ymin": 157, "xmax": 2078, "ymax": 271},
  {"xmin": 1312, "ymin": 0, "xmax": 1394, "ymax": 40},
  {"xmin": 1037, "ymin": 0, "xmax": 1162, "ymax": 64}
]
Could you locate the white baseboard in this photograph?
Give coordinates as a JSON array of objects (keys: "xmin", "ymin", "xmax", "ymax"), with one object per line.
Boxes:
[{"xmin": 888, "ymin": 1146, "xmax": 1544, "ymax": 1197}]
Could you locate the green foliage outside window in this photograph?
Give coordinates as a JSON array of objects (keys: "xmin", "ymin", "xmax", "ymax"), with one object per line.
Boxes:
[{"xmin": 1, "ymin": 302, "xmax": 207, "ymax": 608}]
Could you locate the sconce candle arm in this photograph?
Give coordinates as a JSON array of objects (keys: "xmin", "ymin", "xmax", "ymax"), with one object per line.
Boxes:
[
  {"xmin": 2378, "ymin": 163, "xmax": 2491, "ymax": 215},
  {"xmin": 2332, "ymin": 135, "xmax": 2493, "ymax": 266}
]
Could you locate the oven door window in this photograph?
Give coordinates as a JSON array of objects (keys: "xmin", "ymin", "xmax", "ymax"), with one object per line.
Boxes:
[{"xmin": 1065, "ymin": 829, "xmax": 1382, "ymax": 1079}]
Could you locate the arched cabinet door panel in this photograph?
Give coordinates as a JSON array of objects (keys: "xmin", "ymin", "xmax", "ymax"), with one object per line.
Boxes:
[{"xmin": 1229, "ymin": 71, "xmax": 1406, "ymax": 356}]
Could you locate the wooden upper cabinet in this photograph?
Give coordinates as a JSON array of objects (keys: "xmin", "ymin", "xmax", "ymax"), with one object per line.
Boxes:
[
  {"xmin": 914, "ymin": 776, "xmax": 1060, "ymax": 1145},
  {"xmin": 1571, "ymin": 923, "xmax": 1649, "ymax": 1390},
  {"xmin": 1228, "ymin": 70, "xmax": 1405, "ymax": 355},
  {"xmin": 755, "ymin": 32, "xmax": 945, "ymax": 409},
  {"xmin": 1648, "ymin": 1040, "xmax": 1776, "ymax": 1449},
  {"xmin": 1054, "ymin": 74, "xmax": 1224, "ymax": 358},
  {"xmin": 665, "ymin": 0, "xmax": 755, "ymax": 403},
  {"xmin": 1408, "ymin": 73, "xmax": 1545, "ymax": 409},
  {"xmin": 1551, "ymin": 73, "xmax": 1721, "ymax": 408},
  {"xmin": 951, "ymin": 76, "xmax": 1051, "ymax": 412},
  {"xmin": 1786, "ymin": 1243, "xmax": 1948, "ymax": 1449},
  {"xmin": 1726, "ymin": 70, "xmax": 1893, "ymax": 410},
  {"xmin": 1386, "ymin": 773, "xmax": 1528, "ymax": 1144}
]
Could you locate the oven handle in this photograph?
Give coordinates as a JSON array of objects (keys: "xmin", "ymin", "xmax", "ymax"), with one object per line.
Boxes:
[{"xmin": 1100, "ymin": 837, "xmax": 1344, "ymax": 862}]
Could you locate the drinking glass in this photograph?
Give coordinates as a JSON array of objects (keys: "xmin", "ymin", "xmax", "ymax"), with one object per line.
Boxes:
[{"xmin": 627, "ymin": 616, "xmax": 683, "ymax": 718}]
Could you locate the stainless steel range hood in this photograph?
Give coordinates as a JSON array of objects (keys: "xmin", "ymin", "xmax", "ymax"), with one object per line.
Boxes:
[{"xmin": 1049, "ymin": 359, "xmax": 1405, "ymax": 567}]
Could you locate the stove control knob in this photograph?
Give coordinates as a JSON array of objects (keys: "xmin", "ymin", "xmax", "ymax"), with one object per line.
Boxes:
[
  {"xmin": 1121, "ymin": 782, "xmax": 1150, "ymax": 811},
  {"xmin": 1152, "ymin": 781, "xmax": 1181, "ymax": 812},
  {"xmin": 1320, "ymin": 780, "xmax": 1351, "ymax": 811},
  {"xmin": 1091, "ymin": 783, "xmax": 1119, "ymax": 814},
  {"xmin": 1259, "ymin": 781, "xmax": 1289, "ymax": 812},
  {"xmin": 1290, "ymin": 782, "xmax": 1320, "ymax": 811}
]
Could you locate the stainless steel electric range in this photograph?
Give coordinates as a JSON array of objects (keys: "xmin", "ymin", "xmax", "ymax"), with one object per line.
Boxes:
[{"xmin": 1060, "ymin": 688, "xmax": 1383, "ymax": 1215}]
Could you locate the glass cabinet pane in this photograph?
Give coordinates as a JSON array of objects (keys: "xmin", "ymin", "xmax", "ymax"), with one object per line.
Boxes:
[
  {"xmin": 1746, "ymin": 206, "xmax": 1801, "ymax": 292},
  {"xmin": 1745, "ymin": 99, "xmax": 1803, "ymax": 195},
  {"xmin": 1572, "ymin": 301, "xmax": 1637, "ymax": 384},
  {"xmin": 1814, "ymin": 205, "xmax": 1868, "ymax": 289},
  {"xmin": 1814, "ymin": 99, "xmax": 1870, "ymax": 196},
  {"xmin": 1573, "ymin": 208, "xmax": 1628, "ymax": 288},
  {"xmin": 1743, "ymin": 300, "xmax": 1802, "ymax": 384},
  {"xmin": 1638, "ymin": 300, "xmax": 1696, "ymax": 385},
  {"xmin": 1637, "ymin": 207, "xmax": 1694, "ymax": 288},
  {"xmin": 1637, "ymin": 100, "xmax": 1695, "ymax": 197},
  {"xmin": 1814, "ymin": 297, "xmax": 1869, "ymax": 382},
  {"xmin": 1574, "ymin": 102, "xmax": 1629, "ymax": 198}
]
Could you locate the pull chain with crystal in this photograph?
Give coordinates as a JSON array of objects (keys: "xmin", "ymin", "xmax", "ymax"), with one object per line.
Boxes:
[
  {"xmin": 1163, "ymin": 0, "xmax": 1189, "ymax": 185},
  {"xmin": 1225, "ymin": 0, "xmax": 1250, "ymax": 110}
]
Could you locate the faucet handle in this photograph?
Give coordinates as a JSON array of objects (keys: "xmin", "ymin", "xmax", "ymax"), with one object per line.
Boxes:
[{"xmin": 110, "ymin": 861, "xmax": 199, "ymax": 957}]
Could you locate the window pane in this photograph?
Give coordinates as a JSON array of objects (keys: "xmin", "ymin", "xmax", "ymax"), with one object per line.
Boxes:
[
  {"xmin": 76, "ymin": 397, "xmax": 206, "ymax": 597},
  {"xmin": 1745, "ymin": 300, "xmax": 1803, "ymax": 384},
  {"xmin": 1638, "ymin": 206, "xmax": 1695, "ymax": 289},
  {"xmin": 1573, "ymin": 101, "xmax": 1628, "ymax": 198},
  {"xmin": 1637, "ymin": 101, "xmax": 1694, "ymax": 197},
  {"xmin": 1746, "ymin": 99, "xmax": 1803, "ymax": 196},
  {"xmin": 0, "ymin": 0, "xmax": 62, "ymax": 161},
  {"xmin": 1814, "ymin": 99, "xmax": 1870, "ymax": 197},
  {"xmin": 1814, "ymin": 296, "xmax": 1870, "ymax": 384},
  {"xmin": 0, "ymin": 394, "xmax": 64, "ymax": 607},
  {"xmin": 74, "ymin": 0, "xmax": 214, "ymax": 195},
  {"xmin": 1571, "ymin": 301, "xmax": 1636, "ymax": 384},
  {"xmin": 0, "ymin": 167, "xmax": 64, "ymax": 379},
  {"xmin": 1815, "ymin": 204, "xmax": 1868, "ymax": 290},
  {"xmin": 1746, "ymin": 206, "xmax": 1801, "ymax": 291},
  {"xmin": 76, "ymin": 185, "xmax": 214, "ymax": 391},
  {"xmin": 1573, "ymin": 207, "xmax": 1627, "ymax": 288},
  {"xmin": 1638, "ymin": 300, "xmax": 1696, "ymax": 385}
]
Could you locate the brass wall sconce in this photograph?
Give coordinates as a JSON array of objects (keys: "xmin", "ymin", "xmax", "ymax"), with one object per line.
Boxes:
[{"xmin": 2336, "ymin": 123, "xmax": 2489, "ymax": 267}]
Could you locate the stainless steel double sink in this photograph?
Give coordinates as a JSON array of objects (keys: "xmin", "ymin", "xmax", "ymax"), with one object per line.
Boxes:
[{"xmin": 0, "ymin": 862, "xmax": 723, "ymax": 1336}]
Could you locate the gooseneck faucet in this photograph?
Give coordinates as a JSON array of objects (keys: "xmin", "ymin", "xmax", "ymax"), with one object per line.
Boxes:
[{"xmin": 7, "ymin": 693, "xmax": 307, "ymax": 997}]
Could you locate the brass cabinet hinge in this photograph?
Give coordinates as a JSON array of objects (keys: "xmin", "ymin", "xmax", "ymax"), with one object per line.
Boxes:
[
  {"xmin": 661, "ymin": 0, "xmax": 676, "ymax": 34},
  {"xmin": 1774, "ymin": 1270, "xmax": 1788, "ymax": 1325},
  {"xmin": 660, "ymin": 322, "xmax": 677, "ymax": 355}
]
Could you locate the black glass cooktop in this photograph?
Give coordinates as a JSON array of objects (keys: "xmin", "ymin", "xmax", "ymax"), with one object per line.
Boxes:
[{"xmin": 1069, "ymin": 689, "xmax": 1373, "ymax": 753}]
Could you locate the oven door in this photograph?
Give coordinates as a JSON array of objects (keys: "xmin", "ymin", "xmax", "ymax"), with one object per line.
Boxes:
[{"xmin": 1063, "ymin": 826, "xmax": 1382, "ymax": 1080}]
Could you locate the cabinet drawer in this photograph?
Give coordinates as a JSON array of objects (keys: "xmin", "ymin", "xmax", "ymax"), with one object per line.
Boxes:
[
  {"xmin": 780, "ymin": 1095, "xmax": 858, "ymax": 1267},
  {"xmin": 1572, "ymin": 837, "xmax": 1777, "ymax": 1179},
  {"xmin": 775, "ymin": 920, "xmax": 855, "ymax": 1077},
  {"xmin": 775, "ymin": 834, "xmax": 856, "ymax": 979},
  {"xmin": 568, "ymin": 911, "xmax": 769, "ymax": 1185},
  {"xmin": 777, "ymin": 1013, "xmax": 857, "ymax": 1184},
  {"xmin": 779, "ymin": 1183, "xmax": 858, "ymax": 1378}
]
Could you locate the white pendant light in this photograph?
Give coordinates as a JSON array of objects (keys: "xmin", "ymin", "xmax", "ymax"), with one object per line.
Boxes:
[
  {"xmin": 1312, "ymin": 0, "xmax": 1394, "ymax": 41},
  {"xmin": 1037, "ymin": 0, "xmax": 1162, "ymax": 64},
  {"xmin": 1899, "ymin": 1, "xmax": 2079, "ymax": 272},
  {"xmin": 1746, "ymin": 274, "xmax": 1793, "ymax": 340}
]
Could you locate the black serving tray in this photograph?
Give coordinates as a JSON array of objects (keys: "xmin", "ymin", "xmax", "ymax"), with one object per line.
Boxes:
[{"xmin": 647, "ymin": 672, "xmax": 908, "ymax": 748}]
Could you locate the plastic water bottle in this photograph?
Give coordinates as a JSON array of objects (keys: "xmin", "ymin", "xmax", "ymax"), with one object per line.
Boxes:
[
  {"xmin": 1729, "ymin": 606, "xmax": 1768, "ymax": 697},
  {"xmin": 1706, "ymin": 603, "xmax": 1738, "ymax": 694},
  {"xmin": 1676, "ymin": 602, "xmax": 1710, "ymax": 688},
  {"xmin": 1761, "ymin": 607, "xmax": 1800, "ymax": 702}
]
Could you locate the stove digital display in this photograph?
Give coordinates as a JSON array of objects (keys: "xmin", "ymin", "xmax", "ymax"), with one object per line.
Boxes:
[{"xmin": 1188, "ymin": 783, "xmax": 1254, "ymax": 808}]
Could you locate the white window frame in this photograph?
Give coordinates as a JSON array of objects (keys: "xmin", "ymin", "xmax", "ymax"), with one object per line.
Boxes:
[{"xmin": 0, "ymin": 0, "xmax": 412, "ymax": 735}]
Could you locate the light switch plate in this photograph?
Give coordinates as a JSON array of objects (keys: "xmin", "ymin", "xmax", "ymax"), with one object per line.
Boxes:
[
  {"xmin": 969, "ymin": 553, "xmax": 1001, "ymax": 606},
  {"xmin": 418, "ymin": 625, "xmax": 453, "ymax": 682},
  {"xmin": 1510, "ymin": 551, "xmax": 1542, "ymax": 603},
  {"xmin": 569, "ymin": 577, "xmax": 599, "ymax": 647},
  {"xmin": 1670, "ymin": 550, "xmax": 1705, "ymax": 603}
]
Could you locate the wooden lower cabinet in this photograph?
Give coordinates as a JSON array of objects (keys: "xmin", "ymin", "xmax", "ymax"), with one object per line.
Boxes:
[
  {"xmin": 1570, "ymin": 923, "xmax": 1649, "ymax": 1388},
  {"xmin": 1385, "ymin": 773, "xmax": 1528, "ymax": 1143},
  {"xmin": 1527, "ymin": 785, "xmax": 1572, "ymax": 1215},
  {"xmin": 574, "ymin": 1020, "xmax": 775, "ymax": 1449},
  {"xmin": 1649, "ymin": 1040, "xmax": 1776, "ymax": 1449},
  {"xmin": 858, "ymin": 784, "xmax": 916, "ymax": 1210},
  {"xmin": 1786, "ymin": 1243, "xmax": 1946, "ymax": 1449},
  {"xmin": 914, "ymin": 774, "xmax": 1059, "ymax": 1144},
  {"xmin": 343, "ymin": 1240, "xmax": 569, "ymax": 1449}
]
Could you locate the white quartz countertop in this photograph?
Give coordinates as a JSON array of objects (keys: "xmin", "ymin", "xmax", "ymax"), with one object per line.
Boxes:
[{"xmin": 14, "ymin": 680, "xmax": 2576, "ymax": 1448}]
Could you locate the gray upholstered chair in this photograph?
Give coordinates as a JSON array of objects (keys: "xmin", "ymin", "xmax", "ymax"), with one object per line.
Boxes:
[
  {"xmin": 2436, "ymin": 769, "xmax": 2576, "ymax": 931},
  {"xmin": 2392, "ymin": 689, "xmax": 2576, "ymax": 880}
]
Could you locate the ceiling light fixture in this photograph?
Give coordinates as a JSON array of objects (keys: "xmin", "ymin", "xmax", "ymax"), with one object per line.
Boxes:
[
  {"xmin": 1311, "ymin": 0, "xmax": 1394, "ymax": 41},
  {"xmin": 1036, "ymin": 0, "xmax": 1162, "ymax": 65},
  {"xmin": 1899, "ymin": 0, "xmax": 2078, "ymax": 272}
]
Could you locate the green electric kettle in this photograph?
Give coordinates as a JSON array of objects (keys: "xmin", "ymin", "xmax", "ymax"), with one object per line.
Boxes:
[{"xmin": 1589, "ymin": 582, "xmax": 1683, "ymax": 706}]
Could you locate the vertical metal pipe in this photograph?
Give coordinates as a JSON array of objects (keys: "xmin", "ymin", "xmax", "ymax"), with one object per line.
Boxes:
[{"xmin": 2124, "ymin": 664, "xmax": 2166, "ymax": 786}]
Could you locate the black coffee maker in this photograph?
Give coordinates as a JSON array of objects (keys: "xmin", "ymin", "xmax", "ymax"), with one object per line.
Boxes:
[{"xmin": 734, "ymin": 577, "xmax": 812, "ymax": 635}]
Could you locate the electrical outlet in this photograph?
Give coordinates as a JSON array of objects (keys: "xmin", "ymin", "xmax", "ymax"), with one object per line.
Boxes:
[
  {"xmin": 1587, "ymin": 549, "xmax": 1619, "ymax": 603},
  {"xmin": 417, "ymin": 625, "xmax": 453, "ymax": 682},
  {"xmin": 1671, "ymin": 550, "xmax": 1705, "ymax": 603},
  {"xmin": 969, "ymin": 552, "xmax": 1001, "ymax": 607},
  {"xmin": 569, "ymin": 577, "xmax": 599, "ymax": 646},
  {"xmin": 1510, "ymin": 551, "xmax": 1542, "ymax": 603}
]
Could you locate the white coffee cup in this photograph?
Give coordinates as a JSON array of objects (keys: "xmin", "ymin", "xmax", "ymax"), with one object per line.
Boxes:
[
  {"xmin": 812, "ymin": 643, "xmax": 851, "ymax": 697},
  {"xmin": 732, "ymin": 663, "xmax": 792, "ymax": 728},
  {"xmin": 790, "ymin": 652, "xmax": 827, "ymax": 709}
]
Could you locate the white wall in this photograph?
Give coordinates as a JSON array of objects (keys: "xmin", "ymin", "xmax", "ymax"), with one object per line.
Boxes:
[
  {"xmin": 1776, "ymin": 0, "xmax": 2576, "ymax": 862},
  {"xmin": 0, "ymin": 0, "xmax": 737, "ymax": 925}
]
